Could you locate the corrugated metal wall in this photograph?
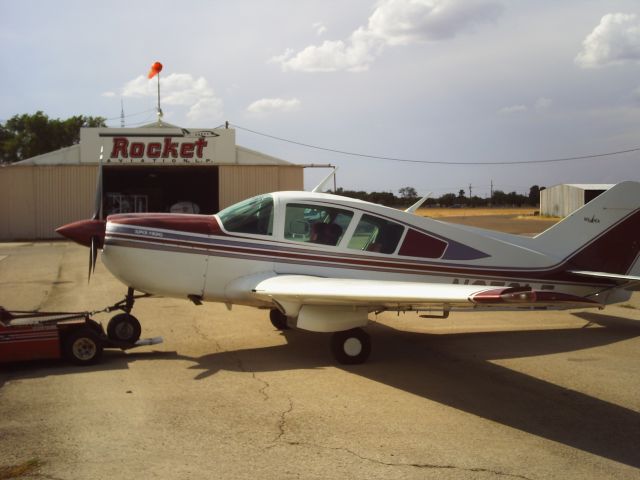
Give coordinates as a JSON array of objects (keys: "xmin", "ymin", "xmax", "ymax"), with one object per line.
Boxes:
[
  {"xmin": 0, "ymin": 164, "xmax": 303, "ymax": 240},
  {"xmin": 218, "ymin": 165, "xmax": 303, "ymax": 209},
  {"xmin": 0, "ymin": 166, "xmax": 97, "ymax": 240},
  {"xmin": 540, "ymin": 185, "xmax": 585, "ymax": 217}
]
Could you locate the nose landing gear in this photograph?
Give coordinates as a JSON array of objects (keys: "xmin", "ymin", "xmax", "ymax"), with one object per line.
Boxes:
[{"xmin": 104, "ymin": 287, "xmax": 150, "ymax": 345}]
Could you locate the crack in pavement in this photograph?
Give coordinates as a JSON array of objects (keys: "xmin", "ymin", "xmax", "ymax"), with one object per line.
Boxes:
[
  {"xmin": 235, "ymin": 358, "xmax": 270, "ymax": 401},
  {"xmin": 273, "ymin": 398, "xmax": 294, "ymax": 443},
  {"xmin": 277, "ymin": 440, "xmax": 534, "ymax": 480}
]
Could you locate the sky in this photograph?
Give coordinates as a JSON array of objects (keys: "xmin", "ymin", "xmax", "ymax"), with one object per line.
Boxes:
[{"xmin": 1, "ymin": 0, "xmax": 640, "ymax": 197}]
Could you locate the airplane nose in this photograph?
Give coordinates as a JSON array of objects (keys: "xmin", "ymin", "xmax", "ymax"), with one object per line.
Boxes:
[{"xmin": 56, "ymin": 219, "xmax": 106, "ymax": 248}]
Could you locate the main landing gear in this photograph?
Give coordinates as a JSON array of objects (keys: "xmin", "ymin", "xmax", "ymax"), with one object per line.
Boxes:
[
  {"xmin": 268, "ymin": 309, "xmax": 372, "ymax": 365},
  {"xmin": 330, "ymin": 328, "xmax": 371, "ymax": 365}
]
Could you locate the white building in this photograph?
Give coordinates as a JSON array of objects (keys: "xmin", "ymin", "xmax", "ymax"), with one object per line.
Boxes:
[{"xmin": 540, "ymin": 184, "xmax": 614, "ymax": 217}]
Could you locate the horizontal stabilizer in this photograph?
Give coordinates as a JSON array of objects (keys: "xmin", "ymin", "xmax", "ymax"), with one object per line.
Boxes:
[{"xmin": 568, "ymin": 270, "xmax": 640, "ymax": 290}]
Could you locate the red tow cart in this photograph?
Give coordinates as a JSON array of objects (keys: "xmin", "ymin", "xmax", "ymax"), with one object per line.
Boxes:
[{"xmin": 0, "ymin": 305, "xmax": 161, "ymax": 366}]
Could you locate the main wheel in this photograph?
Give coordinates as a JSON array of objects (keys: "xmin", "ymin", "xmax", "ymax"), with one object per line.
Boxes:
[
  {"xmin": 269, "ymin": 309, "xmax": 289, "ymax": 330},
  {"xmin": 62, "ymin": 328, "xmax": 103, "ymax": 366},
  {"xmin": 331, "ymin": 328, "xmax": 371, "ymax": 365},
  {"xmin": 107, "ymin": 313, "xmax": 141, "ymax": 344}
]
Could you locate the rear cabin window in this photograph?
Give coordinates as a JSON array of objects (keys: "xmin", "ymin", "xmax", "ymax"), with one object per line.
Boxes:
[
  {"xmin": 347, "ymin": 214, "xmax": 404, "ymax": 254},
  {"xmin": 398, "ymin": 229, "xmax": 448, "ymax": 258},
  {"xmin": 284, "ymin": 204, "xmax": 353, "ymax": 246},
  {"xmin": 217, "ymin": 194, "xmax": 274, "ymax": 235}
]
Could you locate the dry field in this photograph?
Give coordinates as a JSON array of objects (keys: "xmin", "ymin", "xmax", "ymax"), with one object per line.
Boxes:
[
  {"xmin": 416, "ymin": 207, "xmax": 539, "ymax": 218},
  {"xmin": 415, "ymin": 207, "xmax": 560, "ymax": 235}
]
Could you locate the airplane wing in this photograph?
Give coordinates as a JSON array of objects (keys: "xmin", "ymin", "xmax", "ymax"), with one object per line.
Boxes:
[{"xmin": 251, "ymin": 275, "xmax": 601, "ymax": 310}]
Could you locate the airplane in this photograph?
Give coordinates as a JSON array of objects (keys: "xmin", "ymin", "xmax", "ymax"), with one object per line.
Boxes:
[{"xmin": 56, "ymin": 177, "xmax": 640, "ymax": 364}]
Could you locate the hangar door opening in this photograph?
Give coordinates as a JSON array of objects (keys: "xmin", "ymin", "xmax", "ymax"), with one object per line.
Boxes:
[{"xmin": 103, "ymin": 166, "xmax": 219, "ymax": 215}]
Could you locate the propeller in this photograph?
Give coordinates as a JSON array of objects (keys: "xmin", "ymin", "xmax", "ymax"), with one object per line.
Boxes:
[
  {"xmin": 55, "ymin": 146, "xmax": 107, "ymax": 282},
  {"xmin": 88, "ymin": 146, "xmax": 104, "ymax": 282}
]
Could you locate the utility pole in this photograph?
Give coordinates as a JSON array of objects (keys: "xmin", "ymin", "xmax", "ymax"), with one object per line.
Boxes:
[
  {"xmin": 468, "ymin": 183, "xmax": 472, "ymax": 199},
  {"xmin": 490, "ymin": 180, "xmax": 494, "ymax": 201}
]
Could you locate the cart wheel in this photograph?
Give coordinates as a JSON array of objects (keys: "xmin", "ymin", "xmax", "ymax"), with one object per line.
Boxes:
[
  {"xmin": 63, "ymin": 328, "xmax": 103, "ymax": 366},
  {"xmin": 107, "ymin": 313, "xmax": 141, "ymax": 344}
]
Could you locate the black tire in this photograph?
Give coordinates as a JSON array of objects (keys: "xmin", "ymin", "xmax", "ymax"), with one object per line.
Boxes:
[
  {"xmin": 269, "ymin": 309, "xmax": 289, "ymax": 330},
  {"xmin": 330, "ymin": 328, "xmax": 371, "ymax": 365},
  {"xmin": 62, "ymin": 328, "xmax": 103, "ymax": 366},
  {"xmin": 107, "ymin": 313, "xmax": 141, "ymax": 344}
]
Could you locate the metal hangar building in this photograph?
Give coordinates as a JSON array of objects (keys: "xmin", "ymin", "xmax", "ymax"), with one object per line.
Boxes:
[
  {"xmin": 539, "ymin": 183, "xmax": 614, "ymax": 217},
  {"xmin": 0, "ymin": 124, "xmax": 303, "ymax": 241}
]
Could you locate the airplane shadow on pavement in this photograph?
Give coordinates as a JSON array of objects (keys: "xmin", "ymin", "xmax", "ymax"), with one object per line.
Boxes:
[
  {"xmin": 188, "ymin": 311, "xmax": 640, "ymax": 469},
  {"xmin": 0, "ymin": 350, "xmax": 185, "ymax": 389}
]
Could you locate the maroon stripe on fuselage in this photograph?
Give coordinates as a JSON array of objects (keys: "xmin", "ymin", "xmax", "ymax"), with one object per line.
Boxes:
[
  {"xmin": 105, "ymin": 231, "xmax": 614, "ymax": 288},
  {"xmin": 108, "ymin": 213, "xmax": 227, "ymax": 236}
]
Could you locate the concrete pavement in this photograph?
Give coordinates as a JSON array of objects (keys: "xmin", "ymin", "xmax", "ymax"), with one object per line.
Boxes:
[{"xmin": 1, "ymin": 241, "xmax": 639, "ymax": 479}]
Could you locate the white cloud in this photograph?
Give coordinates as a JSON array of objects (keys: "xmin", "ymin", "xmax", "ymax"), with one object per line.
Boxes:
[
  {"xmin": 187, "ymin": 97, "xmax": 224, "ymax": 125},
  {"xmin": 367, "ymin": 0, "xmax": 503, "ymax": 46},
  {"xmin": 575, "ymin": 13, "xmax": 640, "ymax": 68},
  {"xmin": 498, "ymin": 104, "xmax": 527, "ymax": 115},
  {"xmin": 499, "ymin": 97, "xmax": 552, "ymax": 115},
  {"xmin": 534, "ymin": 97, "xmax": 552, "ymax": 111},
  {"xmin": 313, "ymin": 21, "xmax": 327, "ymax": 36},
  {"xmin": 101, "ymin": 91, "xmax": 116, "ymax": 98},
  {"xmin": 276, "ymin": 28, "xmax": 380, "ymax": 72},
  {"xmin": 119, "ymin": 73, "xmax": 224, "ymax": 125},
  {"xmin": 247, "ymin": 98, "xmax": 301, "ymax": 114},
  {"xmin": 272, "ymin": 0, "xmax": 503, "ymax": 72}
]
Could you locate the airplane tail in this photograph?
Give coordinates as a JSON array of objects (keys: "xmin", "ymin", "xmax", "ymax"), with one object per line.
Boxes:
[{"xmin": 534, "ymin": 181, "xmax": 640, "ymax": 275}]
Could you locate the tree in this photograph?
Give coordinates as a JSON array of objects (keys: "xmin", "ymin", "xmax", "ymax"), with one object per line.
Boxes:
[
  {"xmin": 0, "ymin": 111, "xmax": 106, "ymax": 164},
  {"xmin": 398, "ymin": 186, "xmax": 418, "ymax": 200},
  {"xmin": 439, "ymin": 193, "xmax": 456, "ymax": 206},
  {"xmin": 528, "ymin": 185, "xmax": 540, "ymax": 205}
]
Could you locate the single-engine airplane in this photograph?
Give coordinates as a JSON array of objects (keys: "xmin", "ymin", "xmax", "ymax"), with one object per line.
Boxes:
[{"xmin": 57, "ymin": 178, "xmax": 640, "ymax": 364}]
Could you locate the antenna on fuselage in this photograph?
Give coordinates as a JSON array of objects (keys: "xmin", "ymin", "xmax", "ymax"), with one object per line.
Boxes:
[
  {"xmin": 404, "ymin": 192, "xmax": 432, "ymax": 214},
  {"xmin": 312, "ymin": 166, "xmax": 338, "ymax": 193}
]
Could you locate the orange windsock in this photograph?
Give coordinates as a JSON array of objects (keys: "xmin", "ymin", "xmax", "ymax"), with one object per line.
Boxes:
[{"xmin": 147, "ymin": 62, "xmax": 163, "ymax": 79}]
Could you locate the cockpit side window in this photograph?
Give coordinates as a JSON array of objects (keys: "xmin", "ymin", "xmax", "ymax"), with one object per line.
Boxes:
[
  {"xmin": 284, "ymin": 203, "xmax": 353, "ymax": 246},
  {"xmin": 347, "ymin": 214, "xmax": 404, "ymax": 254},
  {"xmin": 217, "ymin": 194, "xmax": 274, "ymax": 235}
]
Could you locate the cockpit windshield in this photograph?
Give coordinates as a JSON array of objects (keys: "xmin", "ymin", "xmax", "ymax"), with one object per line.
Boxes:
[{"xmin": 217, "ymin": 194, "xmax": 274, "ymax": 235}]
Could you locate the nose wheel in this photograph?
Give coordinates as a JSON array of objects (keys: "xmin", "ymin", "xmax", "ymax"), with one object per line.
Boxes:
[
  {"xmin": 331, "ymin": 328, "xmax": 371, "ymax": 365},
  {"xmin": 107, "ymin": 313, "xmax": 141, "ymax": 344}
]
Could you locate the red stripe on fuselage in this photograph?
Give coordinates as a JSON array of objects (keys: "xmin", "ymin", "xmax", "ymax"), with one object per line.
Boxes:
[{"xmin": 108, "ymin": 213, "xmax": 227, "ymax": 236}]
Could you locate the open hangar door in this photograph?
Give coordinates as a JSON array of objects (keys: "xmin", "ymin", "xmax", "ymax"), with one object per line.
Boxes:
[{"xmin": 102, "ymin": 165, "xmax": 219, "ymax": 215}]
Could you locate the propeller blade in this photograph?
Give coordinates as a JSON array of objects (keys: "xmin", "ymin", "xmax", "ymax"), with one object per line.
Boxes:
[
  {"xmin": 92, "ymin": 146, "xmax": 104, "ymax": 220},
  {"xmin": 88, "ymin": 235, "xmax": 98, "ymax": 282}
]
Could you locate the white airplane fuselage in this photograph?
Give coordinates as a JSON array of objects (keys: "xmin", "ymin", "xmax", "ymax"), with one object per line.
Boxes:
[{"xmin": 100, "ymin": 188, "xmax": 639, "ymax": 311}]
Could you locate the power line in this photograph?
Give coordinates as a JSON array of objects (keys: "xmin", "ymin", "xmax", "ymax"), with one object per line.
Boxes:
[{"xmin": 231, "ymin": 123, "xmax": 640, "ymax": 166}]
